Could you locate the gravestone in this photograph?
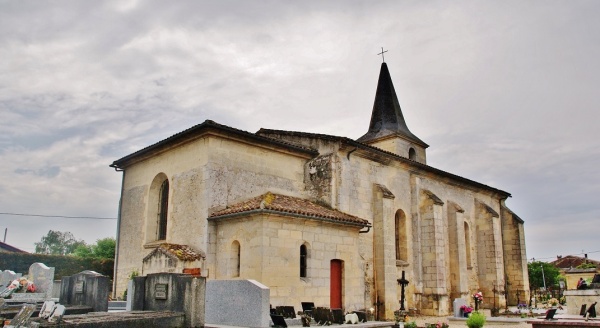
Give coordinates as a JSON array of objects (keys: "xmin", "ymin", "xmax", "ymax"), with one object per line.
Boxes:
[
  {"xmin": 301, "ymin": 302, "xmax": 315, "ymax": 317},
  {"xmin": 27, "ymin": 263, "xmax": 55, "ymax": 299},
  {"xmin": 331, "ymin": 308, "xmax": 344, "ymax": 324},
  {"xmin": 38, "ymin": 300, "xmax": 56, "ymax": 319},
  {"xmin": 59, "ymin": 270, "xmax": 109, "ymax": 312},
  {"xmin": 125, "ymin": 279, "xmax": 134, "ymax": 311},
  {"xmin": 131, "ymin": 273, "xmax": 205, "ymax": 328},
  {"xmin": 205, "ymin": 279, "xmax": 269, "ymax": 328},
  {"xmin": 275, "ymin": 306, "xmax": 295, "ymax": 319},
  {"xmin": 5, "ymin": 303, "xmax": 36, "ymax": 328},
  {"xmin": 0, "ymin": 270, "xmax": 21, "ymax": 289},
  {"xmin": 544, "ymin": 308, "xmax": 557, "ymax": 320},
  {"xmin": 587, "ymin": 302, "xmax": 597, "ymax": 318},
  {"xmin": 48, "ymin": 304, "xmax": 65, "ymax": 323},
  {"xmin": 453, "ymin": 298, "xmax": 468, "ymax": 317},
  {"xmin": 270, "ymin": 314, "xmax": 288, "ymax": 328}
]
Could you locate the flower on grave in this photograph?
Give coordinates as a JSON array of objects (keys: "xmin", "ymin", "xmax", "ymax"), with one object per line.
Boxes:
[
  {"xmin": 473, "ymin": 292, "xmax": 483, "ymax": 303},
  {"xmin": 426, "ymin": 322, "xmax": 449, "ymax": 328},
  {"xmin": 517, "ymin": 303, "xmax": 528, "ymax": 309},
  {"xmin": 548, "ymin": 298, "xmax": 559, "ymax": 306},
  {"xmin": 7, "ymin": 279, "xmax": 21, "ymax": 290},
  {"xmin": 460, "ymin": 305, "xmax": 474, "ymax": 314},
  {"xmin": 19, "ymin": 277, "xmax": 36, "ymax": 293}
]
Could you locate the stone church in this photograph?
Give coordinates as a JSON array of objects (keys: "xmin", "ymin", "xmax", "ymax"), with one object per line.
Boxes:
[{"xmin": 110, "ymin": 62, "xmax": 529, "ymax": 319}]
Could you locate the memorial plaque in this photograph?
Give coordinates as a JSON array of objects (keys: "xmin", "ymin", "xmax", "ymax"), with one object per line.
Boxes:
[
  {"xmin": 75, "ymin": 281, "xmax": 85, "ymax": 294},
  {"xmin": 6, "ymin": 304, "xmax": 36, "ymax": 328},
  {"xmin": 183, "ymin": 268, "xmax": 201, "ymax": 276},
  {"xmin": 155, "ymin": 283, "xmax": 168, "ymax": 300}
]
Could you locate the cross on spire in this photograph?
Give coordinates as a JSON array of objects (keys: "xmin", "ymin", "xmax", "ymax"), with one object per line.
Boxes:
[{"xmin": 377, "ymin": 47, "xmax": 388, "ymax": 62}]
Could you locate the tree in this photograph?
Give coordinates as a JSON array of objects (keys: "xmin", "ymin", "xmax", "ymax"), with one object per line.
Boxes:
[
  {"xmin": 576, "ymin": 262, "xmax": 597, "ymax": 269},
  {"xmin": 73, "ymin": 237, "xmax": 116, "ymax": 260},
  {"xmin": 528, "ymin": 261, "xmax": 561, "ymax": 290},
  {"xmin": 34, "ymin": 230, "xmax": 86, "ymax": 255}
]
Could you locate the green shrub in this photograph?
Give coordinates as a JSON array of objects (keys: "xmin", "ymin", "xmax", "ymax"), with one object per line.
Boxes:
[
  {"xmin": 466, "ymin": 311, "xmax": 486, "ymax": 328},
  {"xmin": 404, "ymin": 321, "xmax": 418, "ymax": 328}
]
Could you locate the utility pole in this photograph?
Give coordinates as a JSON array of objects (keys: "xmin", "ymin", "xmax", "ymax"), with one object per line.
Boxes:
[{"xmin": 541, "ymin": 263, "xmax": 547, "ymax": 291}]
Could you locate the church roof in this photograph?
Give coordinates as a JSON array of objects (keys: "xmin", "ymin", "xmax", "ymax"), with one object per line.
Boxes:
[
  {"xmin": 110, "ymin": 120, "xmax": 318, "ymax": 169},
  {"xmin": 256, "ymin": 129, "xmax": 511, "ymax": 199},
  {"xmin": 357, "ymin": 63, "xmax": 428, "ymax": 147},
  {"xmin": 143, "ymin": 243, "xmax": 206, "ymax": 262},
  {"xmin": 209, "ymin": 192, "xmax": 370, "ymax": 228}
]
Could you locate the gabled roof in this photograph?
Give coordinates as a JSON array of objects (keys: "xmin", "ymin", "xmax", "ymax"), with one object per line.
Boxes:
[
  {"xmin": 110, "ymin": 120, "xmax": 319, "ymax": 169},
  {"xmin": 143, "ymin": 243, "xmax": 206, "ymax": 262},
  {"xmin": 209, "ymin": 192, "xmax": 370, "ymax": 228},
  {"xmin": 357, "ymin": 62, "xmax": 428, "ymax": 147},
  {"xmin": 256, "ymin": 129, "xmax": 511, "ymax": 199},
  {"xmin": 0, "ymin": 241, "xmax": 28, "ymax": 253},
  {"xmin": 551, "ymin": 255, "xmax": 600, "ymax": 269}
]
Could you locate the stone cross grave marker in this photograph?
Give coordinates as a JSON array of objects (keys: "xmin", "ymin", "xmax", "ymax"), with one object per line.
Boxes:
[
  {"xmin": 397, "ymin": 270, "xmax": 410, "ymax": 311},
  {"xmin": 5, "ymin": 303, "xmax": 36, "ymax": 328},
  {"xmin": 453, "ymin": 298, "xmax": 468, "ymax": 318}
]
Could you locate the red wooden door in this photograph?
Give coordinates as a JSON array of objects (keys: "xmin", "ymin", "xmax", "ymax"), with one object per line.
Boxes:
[{"xmin": 330, "ymin": 260, "xmax": 343, "ymax": 309}]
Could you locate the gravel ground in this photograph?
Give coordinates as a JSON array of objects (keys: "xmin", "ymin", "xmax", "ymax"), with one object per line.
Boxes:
[
  {"xmin": 403, "ymin": 306, "xmax": 571, "ymax": 328},
  {"xmin": 406, "ymin": 315, "xmax": 530, "ymax": 328}
]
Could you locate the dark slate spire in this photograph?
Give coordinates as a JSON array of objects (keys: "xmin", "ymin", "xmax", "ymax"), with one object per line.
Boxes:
[{"xmin": 357, "ymin": 63, "xmax": 428, "ymax": 147}]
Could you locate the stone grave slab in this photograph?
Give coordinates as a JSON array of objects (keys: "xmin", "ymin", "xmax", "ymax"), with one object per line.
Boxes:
[
  {"xmin": 38, "ymin": 300, "xmax": 56, "ymax": 319},
  {"xmin": 27, "ymin": 263, "xmax": 55, "ymax": 299},
  {"xmin": 453, "ymin": 298, "xmax": 468, "ymax": 317},
  {"xmin": 205, "ymin": 279, "xmax": 269, "ymax": 328},
  {"xmin": 5, "ymin": 303, "xmax": 35, "ymax": 328},
  {"xmin": 131, "ymin": 273, "xmax": 206, "ymax": 327},
  {"xmin": 48, "ymin": 304, "xmax": 65, "ymax": 323}
]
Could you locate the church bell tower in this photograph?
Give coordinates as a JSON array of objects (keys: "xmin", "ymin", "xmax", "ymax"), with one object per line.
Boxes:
[{"xmin": 357, "ymin": 62, "xmax": 428, "ymax": 164}]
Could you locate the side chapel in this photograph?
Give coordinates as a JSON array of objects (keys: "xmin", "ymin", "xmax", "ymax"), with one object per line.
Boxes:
[{"xmin": 111, "ymin": 62, "xmax": 529, "ymax": 318}]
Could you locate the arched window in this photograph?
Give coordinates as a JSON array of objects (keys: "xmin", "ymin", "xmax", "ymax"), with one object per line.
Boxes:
[
  {"xmin": 408, "ymin": 148, "xmax": 417, "ymax": 161},
  {"xmin": 146, "ymin": 173, "xmax": 169, "ymax": 243},
  {"xmin": 230, "ymin": 241, "xmax": 241, "ymax": 277},
  {"xmin": 157, "ymin": 180, "xmax": 169, "ymax": 240},
  {"xmin": 464, "ymin": 222, "xmax": 472, "ymax": 268},
  {"xmin": 300, "ymin": 244, "xmax": 308, "ymax": 278},
  {"xmin": 395, "ymin": 209, "xmax": 408, "ymax": 262}
]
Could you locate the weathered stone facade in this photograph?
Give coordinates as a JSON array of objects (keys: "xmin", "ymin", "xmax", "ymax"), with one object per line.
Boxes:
[{"xmin": 111, "ymin": 63, "xmax": 529, "ymax": 319}]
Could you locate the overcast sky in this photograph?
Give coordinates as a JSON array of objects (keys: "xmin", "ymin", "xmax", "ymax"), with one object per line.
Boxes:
[{"xmin": 1, "ymin": 0, "xmax": 598, "ymax": 262}]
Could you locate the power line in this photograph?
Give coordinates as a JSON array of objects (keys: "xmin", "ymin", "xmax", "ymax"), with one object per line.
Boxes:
[
  {"xmin": 0, "ymin": 212, "xmax": 117, "ymax": 220},
  {"xmin": 530, "ymin": 249, "xmax": 600, "ymax": 262}
]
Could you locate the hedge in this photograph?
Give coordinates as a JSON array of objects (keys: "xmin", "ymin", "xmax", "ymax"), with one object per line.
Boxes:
[{"xmin": 0, "ymin": 253, "xmax": 114, "ymax": 280}]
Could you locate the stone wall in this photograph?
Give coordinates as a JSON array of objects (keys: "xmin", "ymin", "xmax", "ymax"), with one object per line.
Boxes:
[
  {"xmin": 115, "ymin": 133, "xmax": 309, "ymax": 296},
  {"xmin": 212, "ymin": 213, "xmax": 365, "ymax": 312},
  {"xmin": 564, "ymin": 289, "xmax": 600, "ymax": 315}
]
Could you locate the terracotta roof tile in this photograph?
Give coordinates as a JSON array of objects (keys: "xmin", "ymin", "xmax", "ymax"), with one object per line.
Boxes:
[
  {"xmin": 551, "ymin": 255, "xmax": 600, "ymax": 269},
  {"xmin": 209, "ymin": 192, "xmax": 370, "ymax": 227},
  {"xmin": 143, "ymin": 243, "xmax": 206, "ymax": 262}
]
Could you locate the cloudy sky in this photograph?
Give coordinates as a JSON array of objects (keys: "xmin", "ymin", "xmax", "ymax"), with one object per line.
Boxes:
[{"xmin": 1, "ymin": 1, "xmax": 598, "ymax": 262}]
